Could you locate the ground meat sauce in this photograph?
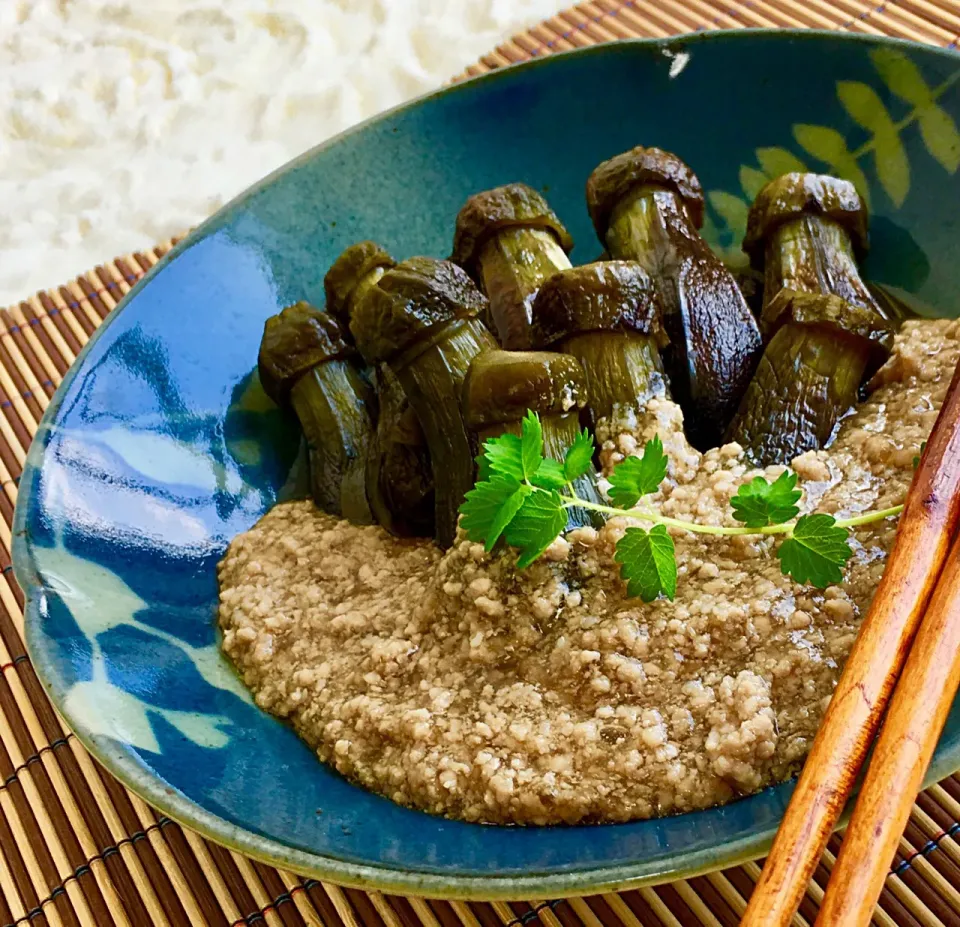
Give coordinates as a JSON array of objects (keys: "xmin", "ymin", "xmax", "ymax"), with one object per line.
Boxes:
[{"xmin": 218, "ymin": 319, "xmax": 959, "ymax": 825}]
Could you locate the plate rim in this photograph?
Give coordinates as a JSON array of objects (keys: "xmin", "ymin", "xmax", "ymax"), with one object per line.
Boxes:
[{"xmin": 13, "ymin": 27, "xmax": 960, "ymax": 900}]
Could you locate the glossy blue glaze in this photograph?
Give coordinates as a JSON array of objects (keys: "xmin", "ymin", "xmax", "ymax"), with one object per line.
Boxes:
[{"xmin": 14, "ymin": 30, "xmax": 960, "ymax": 899}]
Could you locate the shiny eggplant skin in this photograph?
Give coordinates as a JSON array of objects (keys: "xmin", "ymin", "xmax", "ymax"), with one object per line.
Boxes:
[
  {"xmin": 324, "ymin": 243, "xmax": 436, "ymax": 537},
  {"xmin": 474, "ymin": 227, "xmax": 571, "ymax": 349},
  {"xmin": 324, "ymin": 241, "xmax": 396, "ymax": 330},
  {"xmin": 743, "ymin": 172, "xmax": 867, "ymax": 260},
  {"xmin": 350, "ymin": 257, "xmax": 488, "ymax": 365},
  {"xmin": 258, "ymin": 301, "xmax": 353, "ymax": 405},
  {"xmin": 352, "ymin": 258, "xmax": 497, "ymax": 546},
  {"xmin": 452, "ymin": 184, "xmax": 574, "ymax": 349},
  {"xmin": 727, "ymin": 174, "xmax": 894, "ymax": 465},
  {"xmin": 365, "ymin": 364, "xmax": 434, "ymax": 537},
  {"xmin": 258, "ymin": 302, "xmax": 375, "ymax": 521},
  {"xmin": 562, "ymin": 332, "xmax": 667, "ymax": 433},
  {"xmin": 726, "ymin": 289, "xmax": 894, "ymax": 465},
  {"xmin": 452, "ymin": 183, "xmax": 573, "ymax": 273},
  {"xmin": 463, "ymin": 349, "xmax": 603, "ymax": 528},
  {"xmin": 290, "ymin": 363, "xmax": 376, "ymax": 523},
  {"xmin": 394, "ymin": 318, "xmax": 498, "ymax": 547},
  {"xmin": 744, "ymin": 172, "xmax": 884, "ymax": 316},
  {"xmin": 588, "ymin": 147, "xmax": 762, "ymax": 448},
  {"xmin": 726, "ymin": 322, "xmax": 869, "ymax": 465},
  {"xmin": 532, "ymin": 260, "xmax": 669, "ymax": 432},
  {"xmin": 462, "ymin": 349, "xmax": 588, "ymax": 429}
]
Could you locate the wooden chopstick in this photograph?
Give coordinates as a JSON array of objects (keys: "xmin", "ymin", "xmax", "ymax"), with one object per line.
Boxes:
[
  {"xmin": 816, "ymin": 530, "xmax": 960, "ymax": 924},
  {"xmin": 740, "ymin": 359, "xmax": 960, "ymax": 927}
]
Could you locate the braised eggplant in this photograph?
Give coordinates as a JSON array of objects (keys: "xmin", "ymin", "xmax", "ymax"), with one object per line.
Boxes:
[
  {"xmin": 463, "ymin": 349, "xmax": 603, "ymax": 527},
  {"xmin": 452, "ymin": 183, "xmax": 573, "ymax": 349},
  {"xmin": 324, "ymin": 240, "xmax": 396, "ymax": 330},
  {"xmin": 742, "ymin": 172, "xmax": 882, "ymax": 314},
  {"xmin": 531, "ymin": 261, "xmax": 668, "ymax": 432},
  {"xmin": 351, "ymin": 257, "xmax": 498, "ymax": 546},
  {"xmin": 727, "ymin": 290, "xmax": 894, "ymax": 464},
  {"xmin": 728, "ymin": 174, "xmax": 895, "ymax": 465},
  {"xmin": 365, "ymin": 364, "xmax": 435, "ymax": 537},
  {"xmin": 258, "ymin": 302, "xmax": 375, "ymax": 523},
  {"xmin": 587, "ymin": 146, "xmax": 762, "ymax": 448},
  {"xmin": 325, "ymin": 241, "xmax": 435, "ymax": 536}
]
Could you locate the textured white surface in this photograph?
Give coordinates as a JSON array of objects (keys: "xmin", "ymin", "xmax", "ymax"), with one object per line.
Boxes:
[{"xmin": 0, "ymin": 0, "xmax": 565, "ymax": 305}]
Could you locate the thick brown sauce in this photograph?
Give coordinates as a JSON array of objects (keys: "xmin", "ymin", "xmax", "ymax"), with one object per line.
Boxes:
[{"xmin": 219, "ymin": 319, "xmax": 958, "ymax": 825}]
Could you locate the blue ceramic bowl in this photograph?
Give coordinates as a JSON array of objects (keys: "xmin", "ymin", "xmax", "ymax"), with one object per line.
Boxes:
[{"xmin": 14, "ymin": 29, "xmax": 960, "ymax": 899}]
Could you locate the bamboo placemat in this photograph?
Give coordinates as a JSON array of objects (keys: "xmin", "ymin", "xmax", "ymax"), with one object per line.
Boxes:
[{"xmin": 4, "ymin": 2, "xmax": 960, "ymax": 926}]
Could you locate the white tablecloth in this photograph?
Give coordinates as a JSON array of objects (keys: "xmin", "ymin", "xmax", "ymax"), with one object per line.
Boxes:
[{"xmin": 0, "ymin": 0, "xmax": 564, "ymax": 304}]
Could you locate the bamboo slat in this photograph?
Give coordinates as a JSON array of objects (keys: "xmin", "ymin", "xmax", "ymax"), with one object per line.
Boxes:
[{"xmin": 3, "ymin": 1, "xmax": 960, "ymax": 924}]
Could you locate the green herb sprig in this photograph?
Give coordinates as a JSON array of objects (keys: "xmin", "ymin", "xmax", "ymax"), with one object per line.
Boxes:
[{"xmin": 458, "ymin": 410, "xmax": 905, "ymax": 601}]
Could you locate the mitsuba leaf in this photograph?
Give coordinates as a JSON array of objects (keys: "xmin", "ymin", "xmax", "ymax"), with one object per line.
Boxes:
[
  {"xmin": 615, "ymin": 525, "xmax": 677, "ymax": 602},
  {"xmin": 778, "ymin": 514, "xmax": 853, "ymax": 588}
]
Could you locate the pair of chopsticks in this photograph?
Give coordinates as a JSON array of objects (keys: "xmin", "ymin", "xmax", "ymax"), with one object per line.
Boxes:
[{"xmin": 741, "ymin": 360, "xmax": 960, "ymax": 927}]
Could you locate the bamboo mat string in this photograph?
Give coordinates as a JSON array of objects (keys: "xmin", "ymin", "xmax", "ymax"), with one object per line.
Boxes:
[{"xmin": 3, "ymin": 1, "xmax": 960, "ymax": 924}]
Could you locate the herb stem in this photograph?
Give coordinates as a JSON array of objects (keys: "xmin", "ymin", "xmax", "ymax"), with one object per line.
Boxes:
[
  {"xmin": 835, "ymin": 505, "xmax": 904, "ymax": 528},
  {"xmin": 559, "ymin": 494, "xmax": 782, "ymax": 534},
  {"xmin": 558, "ymin": 494, "xmax": 904, "ymax": 536}
]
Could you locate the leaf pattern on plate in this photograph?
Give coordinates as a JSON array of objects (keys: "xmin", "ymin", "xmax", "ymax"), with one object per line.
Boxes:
[
  {"xmin": 27, "ymin": 370, "xmax": 297, "ymax": 756},
  {"xmin": 701, "ymin": 192, "xmax": 750, "ymax": 270},
  {"xmin": 755, "ymin": 146, "xmax": 807, "ymax": 177},
  {"xmin": 916, "ymin": 106, "xmax": 960, "ymax": 173},
  {"xmin": 871, "ymin": 47, "xmax": 960, "ymax": 174},
  {"xmin": 837, "ymin": 80, "xmax": 909, "ymax": 206},
  {"xmin": 792, "ymin": 124, "xmax": 873, "ymax": 207},
  {"xmin": 703, "ymin": 52, "xmax": 960, "ymax": 272},
  {"xmin": 738, "ymin": 165, "xmax": 768, "ymax": 201},
  {"xmin": 35, "ymin": 480, "xmax": 253, "ymax": 753},
  {"xmin": 707, "ymin": 190, "xmax": 749, "ymax": 234}
]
